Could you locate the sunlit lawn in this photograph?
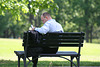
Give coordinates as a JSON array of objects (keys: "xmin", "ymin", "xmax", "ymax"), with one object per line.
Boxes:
[
  {"xmin": 0, "ymin": 38, "xmax": 23, "ymax": 60},
  {"xmin": 0, "ymin": 38, "xmax": 100, "ymax": 66}
]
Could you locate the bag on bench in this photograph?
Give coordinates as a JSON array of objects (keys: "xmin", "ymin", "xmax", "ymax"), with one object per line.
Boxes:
[{"xmin": 23, "ymin": 30, "xmax": 43, "ymax": 56}]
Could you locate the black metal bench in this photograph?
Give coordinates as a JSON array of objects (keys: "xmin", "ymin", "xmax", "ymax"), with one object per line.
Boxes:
[{"xmin": 14, "ymin": 32, "xmax": 85, "ymax": 67}]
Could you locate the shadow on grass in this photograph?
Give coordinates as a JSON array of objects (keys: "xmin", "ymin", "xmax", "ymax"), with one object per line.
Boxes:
[{"xmin": 0, "ymin": 60, "xmax": 100, "ymax": 67}]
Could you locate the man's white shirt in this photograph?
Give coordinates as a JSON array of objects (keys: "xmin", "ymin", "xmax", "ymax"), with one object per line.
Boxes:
[{"xmin": 35, "ymin": 19, "xmax": 64, "ymax": 34}]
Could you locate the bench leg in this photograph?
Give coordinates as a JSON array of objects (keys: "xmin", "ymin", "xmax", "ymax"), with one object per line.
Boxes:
[
  {"xmin": 23, "ymin": 57, "xmax": 27, "ymax": 67},
  {"xmin": 77, "ymin": 56, "xmax": 80, "ymax": 67},
  {"xmin": 18, "ymin": 56, "xmax": 20, "ymax": 67},
  {"xmin": 70, "ymin": 56, "xmax": 74, "ymax": 67}
]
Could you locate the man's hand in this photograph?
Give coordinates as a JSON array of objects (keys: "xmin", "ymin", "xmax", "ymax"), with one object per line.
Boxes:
[
  {"xmin": 29, "ymin": 27, "xmax": 35, "ymax": 30},
  {"xmin": 30, "ymin": 25, "xmax": 35, "ymax": 30},
  {"xmin": 32, "ymin": 27, "xmax": 35, "ymax": 30}
]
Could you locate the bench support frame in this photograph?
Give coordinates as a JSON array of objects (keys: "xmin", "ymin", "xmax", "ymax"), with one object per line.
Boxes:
[{"xmin": 15, "ymin": 52, "xmax": 80, "ymax": 67}]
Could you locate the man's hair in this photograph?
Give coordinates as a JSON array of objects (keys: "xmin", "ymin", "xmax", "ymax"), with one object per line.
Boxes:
[{"xmin": 42, "ymin": 12, "xmax": 51, "ymax": 18}]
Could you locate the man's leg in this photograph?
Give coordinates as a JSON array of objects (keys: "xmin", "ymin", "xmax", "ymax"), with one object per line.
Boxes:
[{"xmin": 32, "ymin": 56, "xmax": 38, "ymax": 67}]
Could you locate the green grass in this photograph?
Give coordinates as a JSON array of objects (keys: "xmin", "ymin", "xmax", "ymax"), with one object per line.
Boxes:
[
  {"xmin": 0, "ymin": 38, "xmax": 100, "ymax": 66},
  {"xmin": 0, "ymin": 60, "xmax": 100, "ymax": 67},
  {"xmin": 92, "ymin": 39, "xmax": 100, "ymax": 44},
  {"xmin": 0, "ymin": 38, "xmax": 23, "ymax": 60}
]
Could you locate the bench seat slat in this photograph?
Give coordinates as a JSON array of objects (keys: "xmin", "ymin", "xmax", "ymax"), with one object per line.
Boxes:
[
  {"xmin": 40, "ymin": 51, "xmax": 78, "ymax": 56},
  {"xmin": 43, "ymin": 36, "xmax": 84, "ymax": 39},
  {"xmin": 14, "ymin": 51, "xmax": 78, "ymax": 57},
  {"xmin": 45, "ymin": 32, "xmax": 85, "ymax": 35},
  {"xmin": 42, "ymin": 44, "xmax": 83, "ymax": 47},
  {"xmin": 42, "ymin": 40, "xmax": 84, "ymax": 43}
]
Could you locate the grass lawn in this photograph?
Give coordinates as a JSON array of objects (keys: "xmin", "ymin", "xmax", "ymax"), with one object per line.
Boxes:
[
  {"xmin": 0, "ymin": 38, "xmax": 100, "ymax": 66},
  {"xmin": 0, "ymin": 60, "xmax": 100, "ymax": 67}
]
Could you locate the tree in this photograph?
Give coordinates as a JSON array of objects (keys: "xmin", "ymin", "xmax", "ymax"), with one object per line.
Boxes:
[
  {"xmin": 64, "ymin": 0, "xmax": 100, "ymax": 43},
  {"xmin": 0, "ymin": 0, "xmax": 57, "ymax": 38}
]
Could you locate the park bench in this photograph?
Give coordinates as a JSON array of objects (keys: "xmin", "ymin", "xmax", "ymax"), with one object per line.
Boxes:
[{"xmin": 14, "ymin": 31, "xmax": 85, "ymax": 67}]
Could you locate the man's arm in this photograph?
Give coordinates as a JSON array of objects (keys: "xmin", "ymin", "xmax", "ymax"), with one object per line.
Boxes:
[{"xmin": 34, "ymin": 23, "xmax": 50, "ymax": 34}]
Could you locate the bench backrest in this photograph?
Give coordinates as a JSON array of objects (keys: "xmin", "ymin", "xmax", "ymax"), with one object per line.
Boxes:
[{"xmin": 41, "ymin": 32, "xmax": 85, "ymax": 47}]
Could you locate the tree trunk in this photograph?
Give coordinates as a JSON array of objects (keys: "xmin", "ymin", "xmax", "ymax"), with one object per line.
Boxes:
[
  {"xmin": 12, "ymin": 31, "xmax": 16, "ymax": 38},
  {"xmin": 30, "ymin": 14, "xmax": 34, "ymax": 25},
  {"xmin": 90, "ymin": 24, "xmax": 93, "ymax": 43},
  {"xmin": 78, "ymin": 23, "xmax": 81, "ymax": 32},
  {"xmin": 86, "ymin": 22, "xmax": 89, "ymax": 42},
  {"xmin": 3, "ymin": 28, "xmax": 9, "ymax": 38},
  {"xmin": 28, "ymin": 1, "xmax": 34, "ymax": 25},
  {"xmin": 38, "ymin": 15, "xmax": 41, "ymax": 27},
  {"xmin": 35, "ymin": 19, "xmax": 37, "ymax": 27}
]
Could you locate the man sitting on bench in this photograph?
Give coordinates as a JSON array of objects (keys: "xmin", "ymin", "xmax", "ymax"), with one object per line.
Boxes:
[{"xmin": 32, "ymin": 12, "xmax": 64, "ymax": 67}]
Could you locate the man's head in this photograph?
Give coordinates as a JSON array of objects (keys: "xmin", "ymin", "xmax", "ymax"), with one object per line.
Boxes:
[{"xmin": 41, "ymin": 12, "xmax": 52, "ymax": 24}]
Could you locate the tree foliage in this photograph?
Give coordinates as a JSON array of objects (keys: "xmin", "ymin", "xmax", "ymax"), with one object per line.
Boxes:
[{"xmin": 0, "ymin": 0, "xmax": 57, "ymax": 38}]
